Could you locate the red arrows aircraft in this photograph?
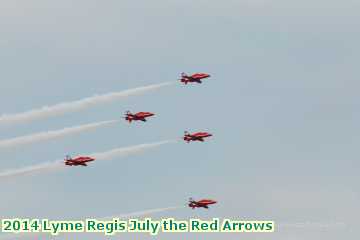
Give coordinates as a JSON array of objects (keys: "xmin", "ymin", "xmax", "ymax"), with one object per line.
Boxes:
[
  {"xmin": 183, "ymin": 131, "xmax": 213, "ymax": 143},
  {"xmin": 64, "ymin": 155, "xmax": 95, "ymax": 166},
  {"xmin": 124, "ymin": 111, "xmax": 155, "ymax": 123},
  {"xmin": 179, "ymin": 72, "xmax": 210, "ymax": 84},
  {"xmin": 188, "ymin": 198, "xmax": 217, "ymax": 209}
]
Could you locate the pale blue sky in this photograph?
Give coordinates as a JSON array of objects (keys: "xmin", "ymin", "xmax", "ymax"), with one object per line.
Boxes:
[{"xmin": 0, "ymin": 1, "xmax": 359, "ymax": 239}]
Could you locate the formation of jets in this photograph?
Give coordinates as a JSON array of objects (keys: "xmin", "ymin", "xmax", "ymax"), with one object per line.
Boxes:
[{"xmin": 63, "ymin": 73, "xmax": 217, "ymax": 209}]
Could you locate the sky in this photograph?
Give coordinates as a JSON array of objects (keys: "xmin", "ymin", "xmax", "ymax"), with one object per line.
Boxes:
[{"xmin": 0, "ymin": 0, "xmax": 359, "ymax": 239}]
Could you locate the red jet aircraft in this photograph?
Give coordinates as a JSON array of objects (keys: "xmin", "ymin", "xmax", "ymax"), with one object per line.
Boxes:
[
  {"xmin": 179, "ymin": 72, "xmax": 210, "ymax": 84},
  {"xmin": 183, "ymin": 131, "xmax": 213, "ymax": 143},
  {"xmin": 64, "ymin": 155, "xmax": 95, "ymax": 166},
  {"xmin": 188, "ymin": 198, "xmax": 217, "ymax": 209},
  {"xmin": 124, "ymin": 111, "xmax": 155, "ymax": 123}
]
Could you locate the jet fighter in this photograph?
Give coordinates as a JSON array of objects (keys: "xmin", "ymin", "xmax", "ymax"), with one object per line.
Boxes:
[
  {"xmin": 124, "ymin": 111, "xmax": 155, "ymax": 123},
  {"xmin": 188, "ymin": 198, "xmax": 217, "ymax": 209},
  {"xmin": 183, "ymin": 131, "xmax": 213, "ymax": 143},
  {"xmin": 64, "ymin": 155, "xmax": 95, "ymax": 166},
  {"xmin": 179, "ymin": 72, "xmax": 210, "ymax": 84}
]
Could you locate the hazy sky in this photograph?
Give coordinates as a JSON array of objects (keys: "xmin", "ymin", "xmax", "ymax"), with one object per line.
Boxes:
[{"xmin": 0, "ymin": 0, "xmax": 359, "ymax": 239}]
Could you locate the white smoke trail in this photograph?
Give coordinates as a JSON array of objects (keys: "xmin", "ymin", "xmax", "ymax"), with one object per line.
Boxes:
[
  {"xmin": 0, "ymin": 140, "xmax": 174, "ymax": 180},
  {"xmin": 0, "ymin": 120, "xmax": 118, "ymax": 150},
  {"xmin": 0, "ymin": 161, "xmax": 64, "ymax": 180},
  {"xmin": 0, "ymin": 82, "xmax": 174, "ymax": 126},
  {"xmin": 91, "ymin": 140, "xmax": 175, "ymax": 161},
  {"xmin": 101, "ymin": 206, "xmax": 185, "ymax": 220}
]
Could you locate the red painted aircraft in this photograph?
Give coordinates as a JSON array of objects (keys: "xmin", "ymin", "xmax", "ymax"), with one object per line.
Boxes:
[
  {"xmin": 188, "ymin": 198, "xmax": 217, "ymax": 209},
  {"xmin": 183, "ymin": 131, "xmax": 213, "ymax": 143},
  {"xmin": 124, "ymin": 111, "xmax": 155, "ymax": 123},
  {"xmin": 179, "ymin": 72, "xmax": 210, "ymax": 84},
  {"xmin": 64, "ymin": 155, "xmax": 95, "ymax": 166}
]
